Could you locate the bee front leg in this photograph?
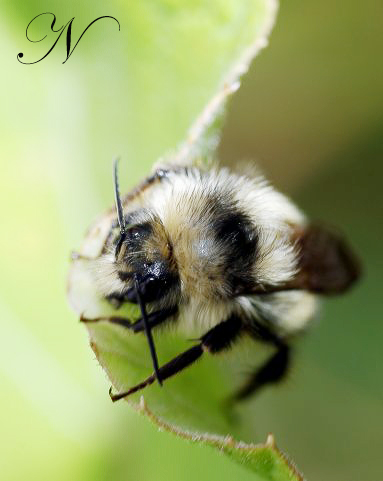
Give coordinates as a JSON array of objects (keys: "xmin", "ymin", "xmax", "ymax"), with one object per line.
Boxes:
[
  {"xmin": 80, "ymin": 313, "xmax": 133, "ymax": 329},
  {"xmin": 80, "ymin": 306, "xmax": 177, "ymax": 332},
  {"xmin": 106, "ymin": 286, "xmax": 144, "ymax": 307},
  {"xmin": 109, "ymin": 314, "xmax": 242, "ymax": 401},
  {"xmin": 130, "ymin": 306, "xmax": 177, "ymax": 333}
]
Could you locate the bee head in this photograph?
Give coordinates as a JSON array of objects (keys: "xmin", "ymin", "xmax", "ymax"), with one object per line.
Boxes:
[
  {"xmin": 111, "ymin": 160, "xmax": 179, "ymax": 305},
  {"xmin": 112, "ymin": 213, "xmax": 179, "ymax": 304}
]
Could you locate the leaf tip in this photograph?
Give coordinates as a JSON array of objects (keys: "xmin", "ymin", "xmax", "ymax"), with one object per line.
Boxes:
[{"xmin": 266, "ymin": 433, "xmax": 276, "ymax": 448}]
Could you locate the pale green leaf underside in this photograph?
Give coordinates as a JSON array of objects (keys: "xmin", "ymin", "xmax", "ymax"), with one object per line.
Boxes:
[
  {"xmin": 6, "ymin": 0, "xmax": 277, "ymax": 179},
  {"xmin": 68, "ymin": 1, "xmax": 304, "ymax": 479},
  {"xmin": 156, "ymin": 0, "xmax": 278, "ymax": 169},
  {"xmin": 118, "ymin": 0, "xmax": 279, "ymax": 172}
]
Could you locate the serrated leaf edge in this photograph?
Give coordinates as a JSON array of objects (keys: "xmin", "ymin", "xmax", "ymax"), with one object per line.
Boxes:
[
  {"xmin": 133, "ymin": 395, "xmax": 304, "ymax": 481},
  {"xmin": 155, "ymin": 0, "xmax": 279, "ymax": 170}
]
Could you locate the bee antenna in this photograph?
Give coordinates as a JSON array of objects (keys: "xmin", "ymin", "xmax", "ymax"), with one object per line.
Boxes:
[
  {"xmin": 134, "ymin": 274, "xmax": 163, "ymax": 387},
  {"xmin": 113, "ymin": 158, "xmax": 126, "ymax": 233},
  {"xmin": 113, "ymin": 158, "xmax": 126, "ymax": 257}
]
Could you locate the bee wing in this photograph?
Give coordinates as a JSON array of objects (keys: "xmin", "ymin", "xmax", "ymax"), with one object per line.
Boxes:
[{"xmin": 291, "ymin": 224, "xmax": 361, "ymax": 294}]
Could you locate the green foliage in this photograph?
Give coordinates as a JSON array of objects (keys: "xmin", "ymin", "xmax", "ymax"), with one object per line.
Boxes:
[{"xmin": 6, "ymin": 0, "xmax": 278, "ymax": 181}]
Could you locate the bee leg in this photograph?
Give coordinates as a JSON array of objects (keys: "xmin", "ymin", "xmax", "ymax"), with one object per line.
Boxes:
[
  {"xmin": 80, "ymin": 314, "xmax": 133, "ymax": 329},
  {"xmin": 106, "ymin": 288, "xmax": 138, "ymax": 306},
  {"xmin": 109, "ymin": 314, "xmax": 242, "ymax": 401},
  {"xmin": 130, "ymin": 306, "xmax": 178, "ymax": 333},
  {"xmin": 80, "ymin": 306, "xmax": 177, "ymax": 332},
  {"xmin": 105, "ymin": 294, "xmax": 125, "ymax": 309},
  {"xmin": 106, "ymin": 286, "xmax": 144, "ymax": 307},
  {"xmin": 233, "ymin": 343, "xmax": 290, "ymax": 402}
]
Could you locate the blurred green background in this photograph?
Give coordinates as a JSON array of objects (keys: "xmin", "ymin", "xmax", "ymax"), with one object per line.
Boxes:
[{"xmin": 1, "ymin": 1, "xmax": 382, "ymax": 481}]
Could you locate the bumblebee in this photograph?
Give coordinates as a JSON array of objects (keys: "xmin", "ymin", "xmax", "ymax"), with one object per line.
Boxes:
[{"xmin": 79, "ymin": 160, "xmax": 359, "ymax": 402}]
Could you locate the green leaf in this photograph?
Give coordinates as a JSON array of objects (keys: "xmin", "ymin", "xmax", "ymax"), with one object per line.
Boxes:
[
  {"xmin": 6, "ymin": 0, "xmax": 278, "ymax": 181},
  {"xmin": 115, "ymin": 0, "xmax": 279, "ymax": 173},
  {"xmin": 67, "ymin": 1, "xmax": 305, "ymax": 479},
  {"xmin": 156, "ymin": 0, "xmax": 279, "ymax": 169},
  {"xmin": 137, "ymin": 399, "xmax": 303, "ymax": 481}
]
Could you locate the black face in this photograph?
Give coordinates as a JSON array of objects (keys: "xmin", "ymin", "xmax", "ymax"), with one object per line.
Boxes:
[
  {"xmin": 112, "ymin": 213, "xmax": 180, "ymax": 305},
  {"xmin": 123, "ymin": 260, "xmax": 179, "ymax": 304}
]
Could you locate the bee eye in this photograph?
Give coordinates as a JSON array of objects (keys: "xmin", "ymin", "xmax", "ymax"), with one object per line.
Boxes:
[
  {"xmin": 129, "ymin": 228, "xmax": 141, "ymax": 239},
  {"xmin": 114, "ymin": 221, "xmax": 152, "ymax": 259},
  {"xmin": 123, "ymin": 222, "xmax": 152, "ymax": 246}
]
